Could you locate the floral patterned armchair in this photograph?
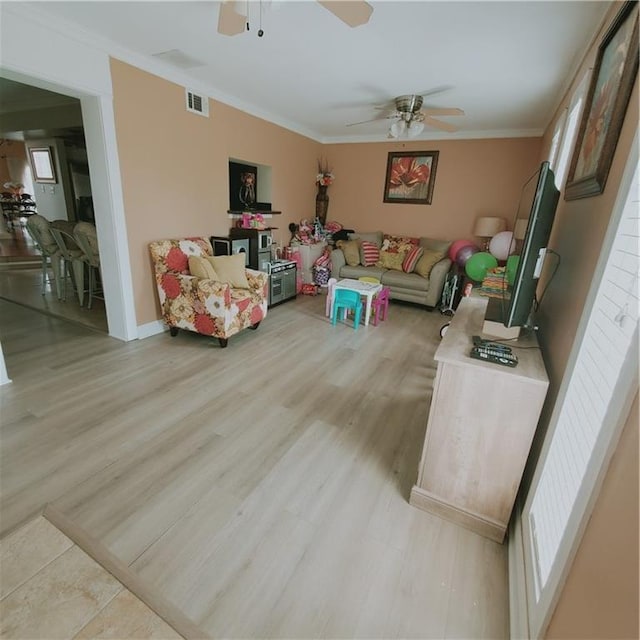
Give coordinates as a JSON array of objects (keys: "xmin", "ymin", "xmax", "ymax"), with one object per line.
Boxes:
[{"xmin": 149, "ymin": 237, "xmax": 268, "ymax": 348}]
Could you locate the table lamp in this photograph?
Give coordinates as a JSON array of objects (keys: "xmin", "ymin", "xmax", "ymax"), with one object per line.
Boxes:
[
  {"xmin": 473, "ymin": 216, "xmax": 507, "ymax": 250},
  {"xmin": 513, "ymin": 218, "xmax": 529, "ymax": 241}
]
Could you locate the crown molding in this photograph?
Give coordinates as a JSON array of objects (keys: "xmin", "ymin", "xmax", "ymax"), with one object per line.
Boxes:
[{"xmin": 321, "ymin": 128, "xmax": 544, "ymax": 145}]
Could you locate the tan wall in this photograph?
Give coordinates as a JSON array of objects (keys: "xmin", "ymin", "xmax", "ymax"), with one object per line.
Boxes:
[
  {"xmin": 322, "ymin": 137, "xmax": 541, "ymax": 240},
  {"xmin": 110, "ymin": 59, "xmax": 321, "ymax": 325},
  {"xmin": 111, "ymin": 56, "xmax": 542, "ymax": 326},
  {"xmin": 545, "ymin": 393, "xmax": 639, "ymax": 640},
  {"xmin": 522, "ymin": 2, "xmax": 639, "ymax": 636},
  {"xmin": 0, "ymin": 141, "xmax": 27, "ymax": 189}
]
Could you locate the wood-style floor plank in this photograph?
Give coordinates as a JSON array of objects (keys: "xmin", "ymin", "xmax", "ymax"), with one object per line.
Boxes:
[{"xmin": 0, "ymin": 295, "xmax": 508, "ymax": 638}]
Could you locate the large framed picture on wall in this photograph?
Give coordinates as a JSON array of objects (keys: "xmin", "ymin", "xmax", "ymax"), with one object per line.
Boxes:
[
  {"xmin": 565, "ymin": 1, "xmax": 639, "ymax": 200},
  {"xmin": 383, "ymin": 151, "xmax": 439, "ymax": 205}
]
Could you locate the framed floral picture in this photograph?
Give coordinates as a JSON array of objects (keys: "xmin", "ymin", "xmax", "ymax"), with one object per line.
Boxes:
[
  {"xmin": 383, "ymin": 151, "xmax": 439, "ymax": 204},
  {"xmin": 565, "ymin": 1, "xmax": 638, "ymax": 200}
]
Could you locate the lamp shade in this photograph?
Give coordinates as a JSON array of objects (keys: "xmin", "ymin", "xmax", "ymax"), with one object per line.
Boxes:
[
  {"xmin": 514, "ymin": 218, "xmax": 529, "ymax": 240},
  {"xmin": 473, "ymin": 216, "xmax": 507, "ymax": 238}
]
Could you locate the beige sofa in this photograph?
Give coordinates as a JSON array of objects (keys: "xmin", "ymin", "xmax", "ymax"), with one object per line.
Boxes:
[{"xmin": 330, "ymin": 231, "xmax": 452, "ymax": 309}]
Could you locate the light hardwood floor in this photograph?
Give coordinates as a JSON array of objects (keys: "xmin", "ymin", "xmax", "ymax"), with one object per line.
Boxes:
[
  {"xmin": 0, "ymin": 227, "xmax": 108, "ymax": 334},
  {"xmin": 0, "ymin": 295, "xmax": 509, "ymax": 639}
]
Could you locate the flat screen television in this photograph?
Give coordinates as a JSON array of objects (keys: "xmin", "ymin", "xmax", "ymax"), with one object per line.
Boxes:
[{"xmin": 486, "ymin": 161, "xmax": 560, "ymax": 331}]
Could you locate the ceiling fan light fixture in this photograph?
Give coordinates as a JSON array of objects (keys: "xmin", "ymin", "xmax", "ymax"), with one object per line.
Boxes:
[
  {"xmin": 389, "ymin": 120, "xmax": 406, "ymax": 138},
  {"xmin": 407, "ymin": 121, "xmax": 424, "ymax": 138}
]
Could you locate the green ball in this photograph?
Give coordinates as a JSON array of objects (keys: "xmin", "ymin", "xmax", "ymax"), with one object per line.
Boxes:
[{"xmin": 465, "ymin": 252, "xmax": 498, "ymax": 282}]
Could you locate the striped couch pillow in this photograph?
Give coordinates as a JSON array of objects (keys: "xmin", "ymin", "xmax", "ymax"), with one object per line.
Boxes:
[
  {"xmin": 361, "ymin": 240, "xmax": 380, "ymax": 267},
  {"xmin": 402, "ymin": 245, "xmax": 424, "ymax": 273}
]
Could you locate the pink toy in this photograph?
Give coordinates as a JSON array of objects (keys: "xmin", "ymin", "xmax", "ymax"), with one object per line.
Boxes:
[
  {"xmin": 448, "ymin": 239, "xmax": 475, "ymax": 262},
  {"xmin": 371, "ymin": 286, "xmax": 390, "ymax": 326}
]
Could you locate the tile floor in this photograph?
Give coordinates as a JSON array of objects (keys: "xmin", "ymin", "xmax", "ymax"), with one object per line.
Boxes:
[{"xmin": 0, "ymin": 515, "xmax": 188, "ymax": 639}]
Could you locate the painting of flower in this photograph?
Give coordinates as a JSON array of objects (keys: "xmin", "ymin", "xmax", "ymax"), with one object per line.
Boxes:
[
  {"xmin": 565, "ymin": 2, "xmax": 638, "ymax": 200},
  {"xmin": 383, "ymin": 151, "xmax": 439, "ymax": 204}
]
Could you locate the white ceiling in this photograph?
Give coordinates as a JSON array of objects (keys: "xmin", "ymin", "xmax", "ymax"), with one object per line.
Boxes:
[{"xmin": 13, "ymin": 1, "xmax": 609, "ymax": 142}]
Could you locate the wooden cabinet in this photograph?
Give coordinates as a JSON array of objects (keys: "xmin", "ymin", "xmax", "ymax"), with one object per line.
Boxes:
[{"xmin": 410, "ymin": 297, "xmax": 548, "ymax": 542}]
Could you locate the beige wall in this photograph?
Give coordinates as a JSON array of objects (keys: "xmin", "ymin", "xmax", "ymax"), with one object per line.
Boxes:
[
  {"xmin": 545, "ymin": 393, "xmax": 639, "ymax": 640},
  {"xmin": 111, "ymin": 56, "xmax": 543, "ymax": 326},
  {"xmin": 521, "ymin": 2, "xmax": 639, "ymax": 636},
  {"xmin": 110, "ymin": 59, "xmax": 321, "ymax": 325},
  {"xmin": 323, "ymin": 137, "xmax": 541, "ymax": 240}
]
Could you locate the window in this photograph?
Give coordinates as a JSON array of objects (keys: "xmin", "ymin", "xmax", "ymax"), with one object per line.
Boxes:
[
  {"xmin": 552, "ymin": 71, "xmax": 590, "ymax": 190},
  {"xmin": 548, "ymin": 109, "xmax": 567, "ymax": 169}
]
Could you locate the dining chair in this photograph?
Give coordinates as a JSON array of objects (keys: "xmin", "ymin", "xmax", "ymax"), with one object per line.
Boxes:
[
  {"xmin": 50, "ymin": 226, "xmax": 84, "ymax": 303},
  {"xmin": 331, "ymin": 288, "xmax": 362, "ymax": 330},
  {"xmin": 74, "ymin": 222, "xmax": 102, "ymax": 309},
  {"xmin": 25, "ymin": 214, "xmax": 62, "ymax": 298}
]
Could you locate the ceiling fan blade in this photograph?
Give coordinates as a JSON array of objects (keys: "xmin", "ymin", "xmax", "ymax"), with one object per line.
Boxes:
[
  {"xmin": 416, "ymin": 85, "xmax": 454, "ymax": 99},
  {"xmin": 317, "ymin": 1, "xmax": 373, "ymax": 27},
  {"xmin": 346, "ymin": 114, "xmax": 397, "ymax": 127},
  {"xmin": 218, "ymin": 0, "xmax": 246, "ymax": 36},
  {"xmin": 422, "ymin": 107, "xmax": 465, "ymax": 117},
  {"xmin": 424, "ymin": 116, "xmax": 459, "ymax": 133}
]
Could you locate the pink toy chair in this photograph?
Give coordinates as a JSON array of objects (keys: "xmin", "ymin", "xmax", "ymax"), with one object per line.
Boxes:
[
  {"xmin": 325, "ymin": 277, "xmax": 337, "ymax": 317},
  {"xmin": 371, "ymin": 286, "xmax": 390, "ymax": 326}
]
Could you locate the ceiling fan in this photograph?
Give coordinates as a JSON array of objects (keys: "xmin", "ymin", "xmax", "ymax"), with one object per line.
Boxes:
[
  {"xmin": 347, "ymin": 94, "xmax": 465, "ymax": 137},
  {"xmin": 218, "ymin": 0, "xmax": 373, "ymax": 37}
]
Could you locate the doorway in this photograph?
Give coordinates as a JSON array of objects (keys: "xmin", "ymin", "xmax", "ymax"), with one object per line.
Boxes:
[{"xmin": 0, "ymin": 84, "xmax": 107, "ymax": 332}]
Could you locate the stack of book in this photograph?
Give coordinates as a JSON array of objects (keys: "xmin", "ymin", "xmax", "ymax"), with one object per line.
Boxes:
[{"xmin": 479, "ymin": 267, "xmax": 511, "ymax": 299}]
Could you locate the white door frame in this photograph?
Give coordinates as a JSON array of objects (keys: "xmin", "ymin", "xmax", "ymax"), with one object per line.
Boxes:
[{"xmin": 0, "ymin": 4, "xmax": 138, "ymax": 384}]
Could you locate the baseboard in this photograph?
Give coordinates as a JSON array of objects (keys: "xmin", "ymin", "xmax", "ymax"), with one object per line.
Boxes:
[
  {"xmin": 137, "ymin": 319, "xmax": 166, "ymax": 339},
  {"xmin": 509, "ymin": 500, "xmax": 530, "ymax": 639},
  {"xmin": 409, "ymin": 485, "xmax": 506, "ymax": 543}
]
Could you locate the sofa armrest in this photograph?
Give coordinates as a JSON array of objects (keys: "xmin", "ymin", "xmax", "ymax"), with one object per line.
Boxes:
[
  {"xmin": 330, "ymin": 248, "xmax": 345, "ymax": 278},
  {"xmin": 425, "ymin": 257, "xmax": 452, "ymax": 307}
]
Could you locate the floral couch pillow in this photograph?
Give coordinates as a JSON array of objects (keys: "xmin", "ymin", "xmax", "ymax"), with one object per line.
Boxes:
[{"xmin": 381, "ymin": 234, "xmax": 419, "ymax": 254}]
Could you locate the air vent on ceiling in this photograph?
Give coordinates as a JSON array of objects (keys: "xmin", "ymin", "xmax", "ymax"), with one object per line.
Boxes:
[
  {"xmin": 185, "ymin": 89, "xmax": 209, "ymax": 117},
  {"xmin": 152, "ymin": 49, "xmax": 205, "ymax": 70}
]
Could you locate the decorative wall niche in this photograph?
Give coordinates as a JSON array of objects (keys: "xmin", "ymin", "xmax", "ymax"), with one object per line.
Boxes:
[{"xmin": 228, "ymin": 158, "xmax": 272, "ymax": 212}]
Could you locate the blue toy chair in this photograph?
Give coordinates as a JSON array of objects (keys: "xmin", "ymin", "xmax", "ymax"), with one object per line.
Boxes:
[{"xmin": 331, "ymin": 288, "xmax": 363, "ymax": 330}]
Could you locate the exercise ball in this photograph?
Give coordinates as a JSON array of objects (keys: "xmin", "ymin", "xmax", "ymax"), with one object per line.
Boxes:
[
  {"xmin": 455, "ymin": 244, "xmax": 479, "ymax": 267},
  {"xmin": 506, "ymin": 255, "xmax": 520, "ymax": 286},
  {"xmin": 448, "ymin": 239, "xmax": 475, "ymax": 262},
  {"xmin": 465, "ymin": 252, "xmax": 498, "ymax": 282},
  {"xmin": 489, "ymin": 231, "xmax": 516, "ymax": 261}
]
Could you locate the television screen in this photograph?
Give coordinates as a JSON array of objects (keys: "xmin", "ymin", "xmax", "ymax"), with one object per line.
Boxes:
[
  {"xmin": 504, "ymin": 161, "xmax": 560, "ymax": 327},
  {"xmin": 486, "ymin": 161, "xmax": 560, "ymax": 329}
]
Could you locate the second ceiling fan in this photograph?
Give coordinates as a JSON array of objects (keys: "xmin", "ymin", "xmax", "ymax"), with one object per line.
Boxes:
[{"xmin": 217, "ymin": 0, "xmax": 374, "ymax": 37}]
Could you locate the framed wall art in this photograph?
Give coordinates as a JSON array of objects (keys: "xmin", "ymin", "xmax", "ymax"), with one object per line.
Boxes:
[
  {"xmin": 28, "ymin": 147, "xmax": 57, "ymax": 184},
  {"xmin": 383, "ymin": 151, "xmax": 439, "ymax": 205},
  {"xmin": 565, "ymin": 1, "xmax": 638, "ymax": 200}
]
